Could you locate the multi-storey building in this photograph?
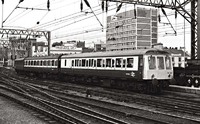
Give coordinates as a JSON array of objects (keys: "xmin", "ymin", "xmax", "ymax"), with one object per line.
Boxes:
[{"xmin": 106, "ymin": 7, "xmax": 158, "ymax": 51}]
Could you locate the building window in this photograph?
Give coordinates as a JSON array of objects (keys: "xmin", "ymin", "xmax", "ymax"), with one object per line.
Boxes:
[{"xmin": 179, "ymin": 57, "xmax": 181, "ymax": 62}]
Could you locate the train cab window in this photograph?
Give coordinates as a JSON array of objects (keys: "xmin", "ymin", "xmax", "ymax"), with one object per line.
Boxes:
[
  {"xmin": 127, "ymin": 58, "xmax": 133, "ymax": 68},
  {"xmin": 106, "ymin": 59, "xmax": 111, "ymax": 67},
  {"xmin": 116, "ymin": 58, "xmax": 122, "ymax": 68},
  {"xmin": 165, "ymin": 56, "xmax": 172, "ymax": 69},
  {"xmin": 40, "ymin": 61, "xmax": 42, "ymax": 66},
  {"xmin": 82, "ymin": 59, "xmax": 86, "ymax": 67},
  {"xmin": 148, "ymin": 56, "xmax": 156, "ymax": 69},
  {"xmin": 157, "ymin": 57, "xmax": 164, "ymax": 70},
  {"xmin": 97, "ymin": 59, "xmax": 102, "ymax": 67}
]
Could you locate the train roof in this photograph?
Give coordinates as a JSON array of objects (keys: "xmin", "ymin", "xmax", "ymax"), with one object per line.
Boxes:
[
  {"xmin": 15, "ymin": 58, "xmax": 25, "ymax": 61},
  {"xmin": 61, "ymin": 48, "xmax": 170, "ymax": 58},
  {"xmin": 24, "ymin": 55, "xmax": 61, "ymax": 60}
]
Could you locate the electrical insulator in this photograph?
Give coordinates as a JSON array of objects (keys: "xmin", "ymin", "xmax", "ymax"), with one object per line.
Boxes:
[
  {"xmin": 116, "ymin": 3, "xmax": 122, "ymax": 13},
  {"xmin": 19, "ymin": 0, "xmax": 24, "ymax": 3},
  {"xmin": 161, "ymin": 8, "xmax": 166, "ymax": 16},
  {"xmin": 175, "ymin": 11, "xmax": 177, "ymax": 19},
  {"xmin": 80, "ymin": 0, "xmax": 83, "ymax": 12},
  {"xmin": 83, "ymin": 0, "xmax": 91, "ymax": 8},
  {"xmin": 158, "ymin": 14, "xmax": 161, "ymax": 22},
  {"xmin": 47, "ymin": 0, "xmax": 50, "ymax": 10},
  {"xmin": 105, "ymin": 0, "xmax": 108, "ymax": 13},
  {"xmin": 101, "ymin": 0, "xmax": 104, "ymax": 12},
  {"xmin": 1, "ymin": 0, "xmax": 4, "ymax": 4}
]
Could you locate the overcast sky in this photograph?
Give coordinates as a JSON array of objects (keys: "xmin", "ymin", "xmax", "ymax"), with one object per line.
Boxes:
[{"xmin": 0, "ymin": 0, "xmax": 191, "ymax": 53}]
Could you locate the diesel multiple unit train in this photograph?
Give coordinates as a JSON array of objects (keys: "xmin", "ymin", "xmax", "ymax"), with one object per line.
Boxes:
[{"xmin": 14, "ymin": 48, "xmax": 174, "ymax": 93}]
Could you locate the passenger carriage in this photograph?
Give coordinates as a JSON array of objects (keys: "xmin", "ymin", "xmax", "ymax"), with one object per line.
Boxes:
[
  {"xmin": 60, "ymin": 48, "xmax": 173, "ymax": 93},
  {"xmin": 15, "ymin": 55, "xmax": 61, "ymax": 78}
]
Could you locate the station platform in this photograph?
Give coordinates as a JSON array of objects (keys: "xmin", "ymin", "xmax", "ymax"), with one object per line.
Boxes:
[{"xmin": 168, "ymin": 85, "xmax": 200, "ymax": 95}]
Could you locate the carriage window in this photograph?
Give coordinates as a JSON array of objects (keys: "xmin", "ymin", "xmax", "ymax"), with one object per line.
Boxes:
[
  {"xmin": 34, "ymin": 61, "xmax": 37, "ymax": 65},
  {"xmin": 165, "ymin": 56, "xmax": 172, "ymax": 69},
  {"xmin": 65, "ymin": 60, "xmax": 67, "ymax": 66},
  {"xmin": 36, "ymin": 61, "xmax": 39, "ymax": 65},
  {"xmin": 72, "ymin": 60, "xmax": 74, "ymax": 66},
  {"xmin": 148, "ymin": 56, "xmax": 156, "ymax": 69},
  {"xmin": 112, "ymin": 59, "xmax": 115, "ymax": 67},
  {"xmin": 75, "ymin": 59, "xmax": 79, "ymax": 67},
  {"xmin": 157, "ymin": 57, "xmax": 164, "ymax": 69},
  {"xmin": 55, "ymin": 60, "xmax": 58, "ymax": 66},
  {"xmin": 79, "ymin": 60, "xmax": 82, "ymax": 66},
  {"xmin": 52, "ymin": 60, "xmax": 54, "ymax": 66},
  {"xmin": 102, "ymin": 59, "xmax": 106, "ymax": 67},
  {"xmin": 86, "ymin": 60, "xmax": 89, "ymax": 67},
  {"xmin": 44, "ymin": 61, "xmax": 46, "ymax": 66},
  {"xmin": 97, "ymin": 59, "xmax": 102, "ymax": 67},
  {"xmin": 89, "ymin": 59, "xmax": 93, "ymax": 67},
  {"xmin": 49, "ymin": 60, "xmax": 51, "ymax": 66},
  {"xmin": 82, "ymin": 59, "xmax": 86, "ymax": 67},
  {"xmin": 123, "ymin": 59, "xmax": 126, "ymax": 68},
  {"xmin": 116, "ymin": 58, "xmax": 122, "ymax": 68},
  {"xmin": 127, "ymin": 58, "xmax": 133, "ymax": 68},
  {"xmin": 94, "ymin": 60, "xmax": 97, "ymax": 67},
  {"xmin": 47, "ymin": 60, "xmax": 50, "ymax": 66},
  {"xmin": 31, "ymin": 61, "xmax": 33, "ymax": 65},
  {"xmin": 106, "ymin": 59, "xmax": 111, "ymax": 67}
]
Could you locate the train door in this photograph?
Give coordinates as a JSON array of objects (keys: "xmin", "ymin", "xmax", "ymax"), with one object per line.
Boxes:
[{"xmin": 138, "ymin": 56, "xmax": 144, "ymax": 79}]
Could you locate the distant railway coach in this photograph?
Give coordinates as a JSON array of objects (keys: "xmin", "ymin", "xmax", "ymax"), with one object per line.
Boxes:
[
  {"xmin": 15, "ymin": 55, "xmax": 61, "ymax": 78},
  {"xmin": 14, "ymin": 48, "xmax": 174, "ymax": 93}
]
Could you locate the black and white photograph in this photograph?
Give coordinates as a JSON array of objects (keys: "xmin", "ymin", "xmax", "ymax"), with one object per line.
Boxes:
[{"xmin": 0, "ymin": 0, "xmax": 200, "ymax": 124}]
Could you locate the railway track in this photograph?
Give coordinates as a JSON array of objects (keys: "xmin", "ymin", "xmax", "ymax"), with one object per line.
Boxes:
[
  {"xmin": 0, "ymin": 70, "xmax": 177, "ymax": 124},
  {"xmin": 0, "ymin": 77, "xmax": 131, "ymax": 124},
  {"xmin": 1, "ymin": 68, "xmax": 200, "ymax": 123},
  {"xmin": 20, "ymin": 78, "xmax": 200, "ymax": 123}
]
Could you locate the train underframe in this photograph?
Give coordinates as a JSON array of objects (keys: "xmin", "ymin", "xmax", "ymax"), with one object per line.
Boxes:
[
  {"xmin": 59, "ymin": 73, "xmax": 170, "ymax": 94},
  {"xmin": 16, "ymin": 70, "xmax": 170, "ymax": 94}
]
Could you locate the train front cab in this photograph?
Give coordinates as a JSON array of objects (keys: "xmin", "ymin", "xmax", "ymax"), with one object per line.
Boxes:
[{"xmin": 143, "ymin": 54, "xmax": 173, "ymax": 93}]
